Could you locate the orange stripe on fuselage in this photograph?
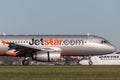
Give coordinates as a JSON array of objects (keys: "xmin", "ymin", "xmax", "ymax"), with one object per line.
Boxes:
[
  {"xmin": 5, "ymin": 52, "xmax": 17, "ymax": 56},
  {"xmin": 61, "ymin": 52, "xmax": 80, "ymax": 56},
  {"xmin": 0, "ymin": 52, "xmax": 5, "ymax": 56},
  {"xmin": 0, "ymin": 52, "xmax": 17, "ymax": 56}
]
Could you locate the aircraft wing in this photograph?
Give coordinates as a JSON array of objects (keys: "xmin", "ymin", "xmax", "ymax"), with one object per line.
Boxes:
[
  {"xmin": 7, "ymin": 42, "xmax": 62, "ymax": 56},
  {"xmin": 8, "ymin": 43, "xmax": 39, "ymax": 56}
]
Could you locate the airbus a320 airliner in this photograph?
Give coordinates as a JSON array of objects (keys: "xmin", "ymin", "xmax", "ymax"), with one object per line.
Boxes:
[{"xmin": 0, "ymin": 35, "xmax": 116, "ymax": 65}]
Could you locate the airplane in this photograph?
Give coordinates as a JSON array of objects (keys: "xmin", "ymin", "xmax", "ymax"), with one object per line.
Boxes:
[
  {"xmin": 79, "ymin": 53, "xmax": 120, "ymax": 65},
  {"xmin": 0, "ymin": 35, "xmax": 116, "ymax": 65}
]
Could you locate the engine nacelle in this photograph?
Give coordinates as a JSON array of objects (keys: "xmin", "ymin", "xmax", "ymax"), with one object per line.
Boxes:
[{"xmin": 32, "ymin": 51, "xmax": 61, "ymax": 62}]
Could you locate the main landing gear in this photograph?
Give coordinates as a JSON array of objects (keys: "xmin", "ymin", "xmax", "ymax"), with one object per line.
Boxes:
[
  {"xmin": 22, "ymin": 57, "xmax": 29, "ymax": 65},
  {"xmin": 88, "ymin": 55, "xmax": 93, "ymax": 65}
]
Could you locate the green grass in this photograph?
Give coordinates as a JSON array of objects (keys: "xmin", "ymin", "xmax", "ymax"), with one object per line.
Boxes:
[{"xmin": 0, "ymin": 66, "xmax": 120, "ymax": 80}]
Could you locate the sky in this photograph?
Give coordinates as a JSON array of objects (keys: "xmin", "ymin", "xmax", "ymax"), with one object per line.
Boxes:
[{"xmin": 0, "ymin": 0, "xmax": 120, "ymax": 51}]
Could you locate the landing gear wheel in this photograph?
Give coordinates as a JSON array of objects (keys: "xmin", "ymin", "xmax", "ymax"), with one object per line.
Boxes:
[
  {"xmin": 88, "ymin": 55, "xmax": 93, "ymax": 66},
  {"xmin": 22, "ymin": 60, "xmax": 29, "ymax": 65},
  {"xmin": 89, "ymin": 61, "xmax": 93, "ymax": 65}
]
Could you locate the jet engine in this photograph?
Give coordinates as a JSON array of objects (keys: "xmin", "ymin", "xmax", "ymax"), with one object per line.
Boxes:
[{"xmin": 32, "ymin": 51, "xmax": 61, "ymax": 62}]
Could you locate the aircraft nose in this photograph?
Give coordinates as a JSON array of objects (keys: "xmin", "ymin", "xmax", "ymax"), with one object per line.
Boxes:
[{"xmin": 109, "ymin": 44, "xmax": 117, "ymax": 53}]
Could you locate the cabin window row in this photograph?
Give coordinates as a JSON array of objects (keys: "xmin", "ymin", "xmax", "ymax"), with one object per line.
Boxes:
[{"xmin": 7, "ymin": 41, "xmax": 30, "ymax": 44}]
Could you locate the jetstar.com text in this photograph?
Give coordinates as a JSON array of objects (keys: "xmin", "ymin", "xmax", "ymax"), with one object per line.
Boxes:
[{"xmin": 29, "ymin": 38, "xmax": 86, "ymax": 46}]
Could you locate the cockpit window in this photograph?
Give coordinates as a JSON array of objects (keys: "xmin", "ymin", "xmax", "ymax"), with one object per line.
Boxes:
[{"xmin": 101, "ymin": 40, "xmax": 110, "ymax": 44}]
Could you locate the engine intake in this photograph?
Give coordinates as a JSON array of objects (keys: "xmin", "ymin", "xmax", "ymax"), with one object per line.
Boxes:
[{"xmin": 32, "ymin": 51, "xmax": 61, "ymax": 62}]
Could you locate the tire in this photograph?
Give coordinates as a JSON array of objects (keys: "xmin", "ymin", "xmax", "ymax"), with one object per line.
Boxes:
[
  {"xmin": 89, "ymin": 61, "xmax": 93, "ymax": 66},
  {"xmin": 22, "ymin": 60, "xmax": 29, "ymax": 65}
]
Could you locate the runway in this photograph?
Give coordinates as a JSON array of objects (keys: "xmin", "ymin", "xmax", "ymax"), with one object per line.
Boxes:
[{"xmin": 0, "ymin": 66, "xmax": 120, "ymax": 80}]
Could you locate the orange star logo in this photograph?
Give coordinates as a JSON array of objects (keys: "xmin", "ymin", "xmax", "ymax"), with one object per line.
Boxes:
[{"xmin": 1, "ymin": 40, "xmax": 7, "ymax": 45}]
